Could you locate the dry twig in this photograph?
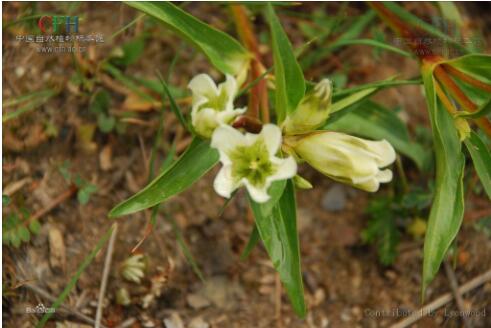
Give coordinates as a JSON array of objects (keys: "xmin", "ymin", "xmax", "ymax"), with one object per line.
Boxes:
[
  {"xmin": 95, "ymin": 223, "xmax": 118, "ymax": 328},
  {"xmin": 391, "ymin": 269, "xmax": 491, "ymax": 328}
]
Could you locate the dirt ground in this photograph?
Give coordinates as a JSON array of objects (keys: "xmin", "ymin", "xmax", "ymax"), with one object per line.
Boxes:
[{"xmin": 2, "ymin": 2, "xmax": 491, "ymax": 328}]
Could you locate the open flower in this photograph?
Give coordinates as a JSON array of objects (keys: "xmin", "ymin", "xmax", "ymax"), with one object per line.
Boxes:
[
  {"xmin": 211, "ymin": 124, "xmax": 297, "ymax": 203},
  {"xmin": 286, "ymin": 131, "xmax": 396, "ymax": 192},
  {"xmin": 282, "ymin": 79, "xmax": 332, "ymax": 135},
  {"xmin": 188, "ymin": 74, "xmax": 246, "ymax": 138}
]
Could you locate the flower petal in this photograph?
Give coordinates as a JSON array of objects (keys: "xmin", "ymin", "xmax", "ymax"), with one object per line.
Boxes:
[
  {"xmin": 219, "ymin": 74, "xmax": 238, "ymax": 100},
  {"xmin": 269, "ymin": 156, "xmax": 297, "ymax": 181},
  {"xmin": 376, "ymin": 169, "xmax": 393, "ymax": 183},
  {"xmin": 244, "ymin": 179, "xmax": 271, "ymax": 203},
  {"xmin": 260, "ymin": 124, "xmax": 282, "ymax": 155},
  {"xmin": 188, "ymin": 74, "xmax": 218, "ymax": 98},
  {"xmin": 213, "ymin": 165, "xmax": 237, "ymax": 198},
  {"xmin": 211, "ymin": 124, "xmax": 245, "ymax": 158}
]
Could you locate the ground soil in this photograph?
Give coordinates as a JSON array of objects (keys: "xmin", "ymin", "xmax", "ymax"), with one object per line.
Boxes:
[{"xmin": 2, "ymin": 2, "xmax": 491, "ymax": 328}]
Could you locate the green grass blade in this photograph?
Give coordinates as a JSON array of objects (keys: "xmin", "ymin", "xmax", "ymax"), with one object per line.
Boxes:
[
  {"xmin": 166, "ymin": 213, "xmax": 205, "ymax": 281},
  {"xmin": 36, "ymin": 225, "xmax": 115, "ymax": 327},
  {"xmin": 156, "ymin": 72, "xmax": 191, "ymax": 132},
  {"xmin": 240, "ymin": 225, "xmax": 260, "ymax": 260},
  {"xmin": 3, "ymin": 89, "xmax": 57, "ymax": 122},
  {"xmin": 330, "ymin": 38, "xmax": 413, "ymax": 58},
  {"xmin": 266, "ymin": 3, "xmax": 305, "ymax": 123},
  {"xmin": 382, "ymin": 2, "xmax": 469, "ymax": 54}
]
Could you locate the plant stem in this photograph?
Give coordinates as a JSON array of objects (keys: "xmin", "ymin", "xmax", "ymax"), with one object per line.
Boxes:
[
  {"xmin": 443, "ymin": 64, "xmax": 491, "ymax": 93},
  {"xmin": 434, "ymin": 65, "xmax": 491, "ymax": 138},
  {"xmin": 434, "ymin": 79, "xmax": 457, "ymax": 115},
  {"xmin": 231, "ymin": 4, "xmax": 269, "ymax": 122},
  {"xmin": 371, "ymin": 2, "xmax": 491, "ymax": 138}
]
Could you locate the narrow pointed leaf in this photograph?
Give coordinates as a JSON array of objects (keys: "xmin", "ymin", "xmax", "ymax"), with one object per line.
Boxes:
[
  {"xmin": 266, "ymin": 3, "xmax": 305, "ymax": 122},
  {"xmin": 465, "ymin": 131, "xmax": 491, "ymax": 199},
  {"xmin": 109, "ymin": 138, "xmax": 219, "ymax": 217},
  {"xmin": 126, "ymin": 1, "xmax": 249, "ymax": 75},
  {"xmin": 421, "ymin": 62, "xmax": 465, "ymax": 298},
  {"xmin": 249, "ymin": 180, "xmax": 306, "ymax": 317},
  {"xmin": 240, "ymin": 225, "xmax": 260, "ymax": 260}
]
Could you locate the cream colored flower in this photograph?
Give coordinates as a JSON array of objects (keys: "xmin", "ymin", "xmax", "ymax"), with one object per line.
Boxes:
[
  {"xmin": 282, "ymin": 79, "xmax": 332, "ymax": 135},
  {"xmin": 287, "ymin": 131, "xmax": 396, "ymax": 192},
  {"xmin": 188, "ymin": 74, "xmax": 246, "ymax": 138},
  {"xmin": 211, "ymin": 124, "xmax": 297, "ymax": 203}
]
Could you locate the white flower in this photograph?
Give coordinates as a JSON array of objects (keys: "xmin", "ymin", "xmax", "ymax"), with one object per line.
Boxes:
[
  {"xmin": 287, "ymin": 131, "xmax": 396, "ymax": 192},
  {"xmin": 211, "ymin": 124, "xmax": 297, "ymax": 203},
  {"xmin": 188, "ymin": 74, "xmax": 246, "ymax": 138},
  {"xmin": 121, "ymin": 254, "xmax": 146, "ymax": 284},
  {"xmin": 282, "ymin": 79, "xmax": 332, "ymax": 135}
]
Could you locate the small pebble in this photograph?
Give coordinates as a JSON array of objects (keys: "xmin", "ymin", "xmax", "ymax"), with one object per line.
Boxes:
[{"xmin": 322, "ymin": 184, "xmax": 347, "ymax": 212}]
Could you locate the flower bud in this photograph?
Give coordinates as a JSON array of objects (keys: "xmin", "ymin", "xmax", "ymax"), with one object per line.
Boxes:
[
  {"xmin": 282, "ymin": 79, "xmax": 332, "ymax": 135},
  {"xmin": 188, "ymin": 74, "xmax": 246, "ymax": 138},
  {"xmin": 287, "ymin": 131, "xmax": 396, "ymax": 192}
]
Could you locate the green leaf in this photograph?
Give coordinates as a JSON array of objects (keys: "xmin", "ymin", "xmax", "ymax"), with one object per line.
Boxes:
[
  {"xmin": 300, "ymin": 10, "xmax": 375, "ymax": 70},
  {"xmin": 330, "ymin": 87, "xmax": 378, "ymax": 114},
  {"xmin": 89, "ymin": 90, "xmax": 111, "ymax": 114},
  {"xmin": 332, "ymin": 77, "xmax": 422, "ymax": 98},
  {"xmin": 3, "ymin": 195, "xmax": 10, "ymax": 206},
  {"xmin": 465, "ymin": 131, "xmax": 491, "ymax": 199},
  {"xmin": 109, "ymin": 138, "xmax": 219, "ymax": 217},
  {"xmin": 444, "ymin": 54, "xmax": 491, "ymax": 83},
  {"xmin": 362, "ymin": 197, "xmax": 400, "ymax": 265},
  {"xmin": 266, "ymin": 3, "xmax": 305, "ymax": 122},
  {"xmin": 330, "ymin": 38, "xmax": 412, "ymax": 58},
  {"xmin": 326, "ymin": 100, "xmax": 429, "ymax": 171},
  {"xmin": 18, "ymin": 226, "xmax": 30, "ymax": 242},
  {"xmin": 77, "ymin": 184, "xmax": 98, "ymax": 205},
  {"xmin": 126, "ymin": 1, "xmax": 249, "ymax": 75},
  {"xmin": 248, "ymin": 180, "xmax": 306, "ymax": 317},
  {"xmin": 111, "ymin": 36, "xmax": 146, "ymax": 67},
  {"xmin": 29, "ymin": 220, "xmax": 42, "ymax": 235},
  {"xmin": 36, "ymin": 225, "xmax": 115, "ymax": 328},
  {"xmin": 437, "ymin": 2, "xmax": 463, "ymax": 27},
  {"xmin": 240, "ymin": 225, "xmax": 260, "ymax": 260},
  {"xmin": 97, "ymin": 113, "xmax": 116, "ymax": 133},
  {"xmin": 421, "ymin": 62, "xmax": 465, "ymax": 298},
  {"xmin": 157, "ymin": 72, "xmax": 190, "ymax": 132}
]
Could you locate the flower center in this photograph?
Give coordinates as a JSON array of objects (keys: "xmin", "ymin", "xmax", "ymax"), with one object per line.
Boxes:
[
  {"xmin": 229, "ymin": 138, "xmax": 277, "ymax": 187},
  {"xmin": 200, "ymin": 87, "xmax": 229, "ymax": 112}
]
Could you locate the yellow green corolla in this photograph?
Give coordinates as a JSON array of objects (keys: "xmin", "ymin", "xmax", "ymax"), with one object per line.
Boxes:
[{"xmin": 286, "ymin": 131, "xmax": 396, "ymax": 192}]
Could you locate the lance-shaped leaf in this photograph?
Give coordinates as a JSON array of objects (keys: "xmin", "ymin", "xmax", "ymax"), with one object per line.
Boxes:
[
  {"xmin": 465, "ymin": 131, "xmax": 491, "ymax": 199},
  {"xmin": 126, "ymin": 1, "xmax": 249, "ymax": 75},
  {"xmin": 266, "ymin": 3, "xmax": 305, "ymax": 123},
  {"xmin": 444, "ymin": 54, "xmax": 491, "ymax": 83},
  {"xmin": 326, "ymin": 100, "xmax": 429, "ymax": 171},
  {"xmin": 109, "ymin": 138, "xmax": 219, "ymax": 217},
  {"xmin": 421, "ymin": 62, "xmax": 465, "ymax": 298},
  {"xmin": 248, "ymin": 180, "xmax": 306, "ymax": 317}
]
